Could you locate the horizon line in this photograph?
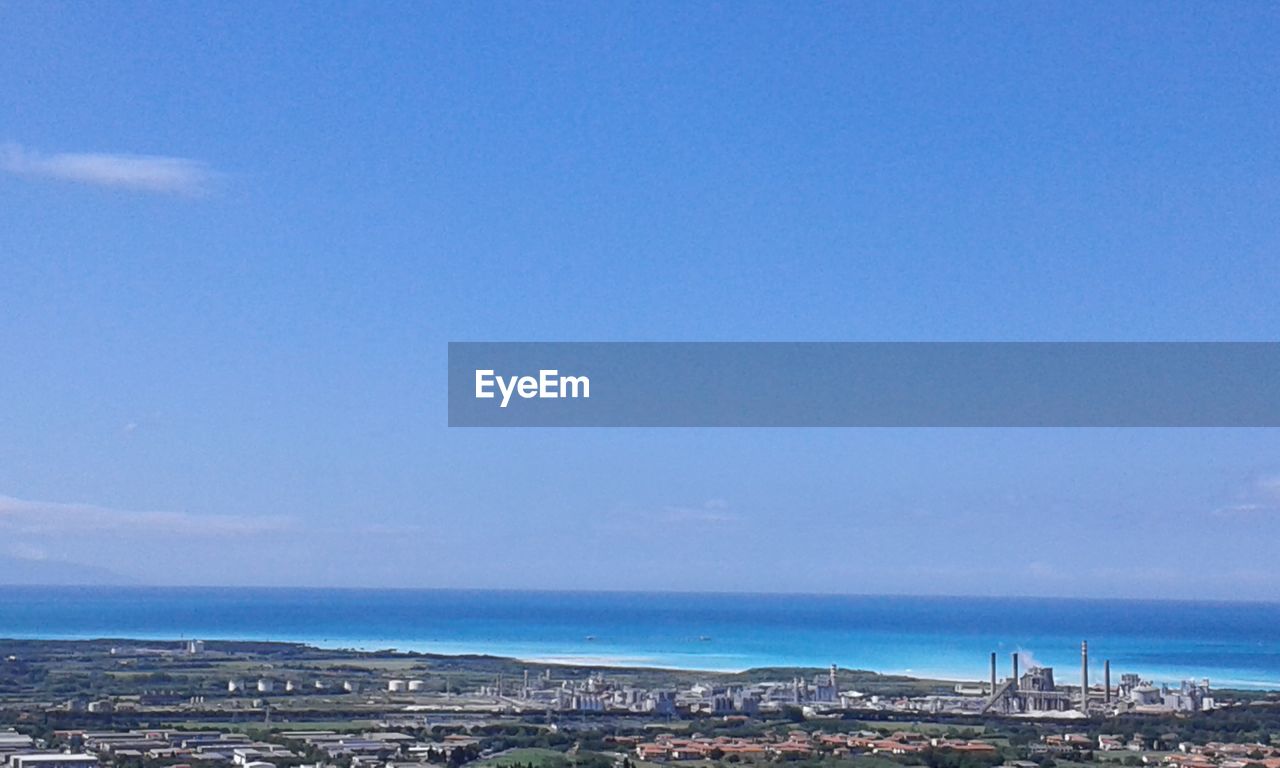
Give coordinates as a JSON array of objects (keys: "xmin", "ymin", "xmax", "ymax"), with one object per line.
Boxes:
[{"xmin": 4, "ymin": 582, "xmax": 1279, "ymax": 607}]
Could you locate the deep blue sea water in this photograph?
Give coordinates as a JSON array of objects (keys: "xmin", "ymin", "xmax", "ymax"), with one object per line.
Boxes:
[{"xmin": 1, "ymin": 587, "xmax": 1277, "ymax": 689}]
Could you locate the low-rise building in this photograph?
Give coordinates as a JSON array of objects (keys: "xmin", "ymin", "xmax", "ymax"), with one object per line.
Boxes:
[{"xmin": 10, "ymin": 754, "xmax": 99, "ymax": 768}]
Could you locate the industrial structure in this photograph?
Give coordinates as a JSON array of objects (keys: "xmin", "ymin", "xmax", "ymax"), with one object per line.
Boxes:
[{"xmin": 982, "ymin": 641, "xmax": 1213, "ymax": 716}]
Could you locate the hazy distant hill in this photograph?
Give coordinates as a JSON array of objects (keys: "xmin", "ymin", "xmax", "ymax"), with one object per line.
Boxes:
[{"xmin": 0, "ymin": 555, "xmax": 136, "ymax": 586}]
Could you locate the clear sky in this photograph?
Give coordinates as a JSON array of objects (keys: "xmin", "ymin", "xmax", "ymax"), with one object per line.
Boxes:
[{"xmin": 1, "ymin": 3, "xmax": 1278, "ymax": 598}]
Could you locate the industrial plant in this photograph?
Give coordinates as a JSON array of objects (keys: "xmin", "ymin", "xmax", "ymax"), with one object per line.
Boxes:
[{"xmin": 983, "ymin": 641, "xmax": 1214, "ymax": 716}]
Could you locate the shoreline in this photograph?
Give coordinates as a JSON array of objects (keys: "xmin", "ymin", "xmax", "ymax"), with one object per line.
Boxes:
[
  {"xmin": 6, "ymin": 588, "xmax": 1279, "ymax": 691},
  {"xmin": 5, "ymin": 633, "xmax": 1279, "ymax": 692},
  {"xmin": 0, "ymin": 633, "xmax": 980, "ymax": 684}
]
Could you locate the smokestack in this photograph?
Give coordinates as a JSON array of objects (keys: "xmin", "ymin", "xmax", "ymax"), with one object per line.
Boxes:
[
  {"xmin": 1012, "ymin": 652, "xmax": 1019, "ymax": 690},
  {"xmin": 830, "ymin": 664, "xmax": 837, "ymax": 688},
  {"xmin": 990, "ymin": 652, "xmax": 997, "ymax": 694},
  {"xmin": 1105, "ymin": 660, "xmax": 1111, "ymax": 703},
  {"xmin": 1080, "ymin": 641, "xmax": 1089, "ymax": 710}
]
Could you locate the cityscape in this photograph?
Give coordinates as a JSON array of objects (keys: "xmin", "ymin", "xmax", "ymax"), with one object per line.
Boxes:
[
  {"xmin": 2, "ymin": 637, "xmax": 1276, "ymax": 768},
  {"xmin": 5, "ymin": 9, "xmax": 1280, "ymax": 768}
]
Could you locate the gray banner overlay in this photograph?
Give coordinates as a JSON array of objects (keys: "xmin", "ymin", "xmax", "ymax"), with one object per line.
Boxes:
[{"xmin": 448, "ymin": 342, "xmax": 1280, "ymax": 427}]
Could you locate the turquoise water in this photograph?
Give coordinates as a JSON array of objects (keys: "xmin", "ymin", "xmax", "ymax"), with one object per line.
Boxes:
[{"xmin": 1, "ymin": 587, "xmax": 1277, "ymax": 689}]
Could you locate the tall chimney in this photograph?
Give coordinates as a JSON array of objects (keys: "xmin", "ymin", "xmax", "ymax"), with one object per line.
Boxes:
[
  {"xmin": 1080, "ymin": 641, "xmax": 1089, "ymax": 710},
  {"xmin": 1012, "ymin": 652, "xmax": 1019, "ymax": 690},
  {"xmin": 1104, "ymin": 660, "xmax": 1111, "ymax": 703},
  {"xmin": 990, "ymin": 652, "xmax": 997, "ymax": 694}
]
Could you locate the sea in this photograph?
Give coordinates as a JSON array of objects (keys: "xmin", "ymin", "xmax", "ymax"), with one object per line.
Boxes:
[{"xmin": 1, "ymin": 587, "xmax": 1278, "ymax": 689}]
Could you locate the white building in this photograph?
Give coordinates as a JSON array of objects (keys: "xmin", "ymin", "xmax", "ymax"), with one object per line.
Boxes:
[
  {"xmin": 0, "ymin": 730, "xmax": 35, "ymax": 750},
  {"xmin": 10, "ymin": 755, "xmax": 99, "ymax": 768}
]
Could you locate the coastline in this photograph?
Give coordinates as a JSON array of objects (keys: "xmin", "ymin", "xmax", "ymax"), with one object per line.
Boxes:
[
  {"xmin": 5, "ymin": 633, "xmax": 1279, "ymax": 691},
  {"xmin": 0, "ymin": 633, "xmax": 979, "ymax": 701},
  {"xmin": 4, "ymin": 587, "xmax": 1280, "ymax": 690}
]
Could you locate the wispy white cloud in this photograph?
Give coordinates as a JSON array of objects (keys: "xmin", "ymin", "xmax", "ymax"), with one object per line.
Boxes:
[
  {"xmin": 5, "ymin": 542, "xmax": 49, "ymax": 562},
  {"xmin": 591, "ymin": 499, "xmax": 740, "ymax": 537},
  {"xmin": 1211, "ymin": 472, "xmax": 1280, "ymax": 518},
  {"xmin": 352, "ymin": 522, "xmax": 431, "ymax": 535},
  {"xmin": 0, "ymin": 142, "xmax": 217, "ymax": 196},
  {"xmin": 0, "ymin": 494, "xmax": 289, "ymax": 537},
  {"xmin": 1256, "ymin": 474, "xmax": 1280, "ymax": 500},
  {"xmin": 1211, "ymin": 503, "xmax": 1270, "ymax": 518},
  {"xmin": 660, "ymin": 498, "xmax": 738, "ymax": 524}
]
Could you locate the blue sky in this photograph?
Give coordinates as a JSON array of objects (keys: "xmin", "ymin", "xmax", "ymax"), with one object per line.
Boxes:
[{"xmin": 1, "ymin": 2, "xmax": 1278, "ymax": 598}]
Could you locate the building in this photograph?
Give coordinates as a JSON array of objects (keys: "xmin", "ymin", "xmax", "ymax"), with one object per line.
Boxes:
[
  {"xmin": 9, "ymin": 755, "xmax": 99, "ymax": 768},
  {"xmin": 0, "ymin": 731, "xmax": 35, "ymax": 750}
]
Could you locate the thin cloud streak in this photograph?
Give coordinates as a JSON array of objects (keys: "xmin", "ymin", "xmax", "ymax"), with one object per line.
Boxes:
[
  {"xmin": 0, "ymin": 494, "xmax": 289, "ymax": 537},
  {"xmin": 660, "ymin": 499, "xmax": 738, "ymax": 524},
  {"xmin": 1, "ymin": 142, "xmax": 217, "ymax": 195},
  {"xmin": 1210, "ymin": 472, "xmax": 1280, "ymax": 518}
]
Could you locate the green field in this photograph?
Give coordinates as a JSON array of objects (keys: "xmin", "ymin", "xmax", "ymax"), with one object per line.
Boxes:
[{"xmin": 477, "ymin": 748, "xmax": 577, "ymax": 768}]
